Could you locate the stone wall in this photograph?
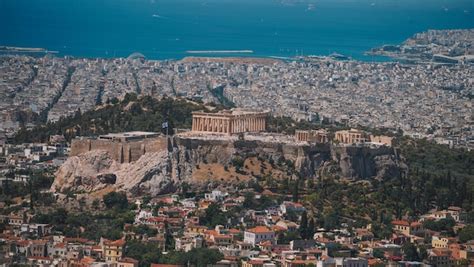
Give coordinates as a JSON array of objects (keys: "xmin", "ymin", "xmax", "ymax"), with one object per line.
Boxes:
[{"xmin": 71, "ymin": 137, "xmax": 168, "ymax": 163}]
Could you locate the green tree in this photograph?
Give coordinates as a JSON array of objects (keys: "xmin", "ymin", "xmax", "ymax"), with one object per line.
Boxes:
[
  {"xmin": 307, "ymin": 218, "xmax": 316, "ymax": 240},
  {"xmin": 300, "ymin": 210, "xmax": 309, "ymax": 239},
  {"xmin": 402, "ymin": 242, "xmax": 419, "ymax": 261},
  {"xmin": 103, "ymin": 191, "xmax": 129, "ymax": 210},
  {"xmin": 373, "ymin": 248, "xmax": 385, "ymax": 259},
  {"xmin": 459, "ymin": 224, "xmax": 474, "ymax": 243},
  {"xmin": 200, "ymin": 203, "xmax": 226, "ymax": 227}
]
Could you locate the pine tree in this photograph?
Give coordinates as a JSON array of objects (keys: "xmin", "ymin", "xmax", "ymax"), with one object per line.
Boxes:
[
  {"xmin": 292, "ymin": 181, "xmax": 299, "ymax": 202},
  {"xmin": 300, "ymin": 210, "xmax": 308, "ymax": 239},
  {"xmin": 307, "ymin": 218, "xmax": 316, "ymax": 240}
]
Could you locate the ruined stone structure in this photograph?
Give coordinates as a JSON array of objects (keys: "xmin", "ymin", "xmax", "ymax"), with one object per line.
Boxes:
[
  {"xmin": 191, "ymin": 109, "xmax": 268, "ymax": 135},
  {"xmin": 70, "ymin": 132, "xmax": 167, "ymax": 163},
  {"xmin": 295, "ymin": 129, "xmax": 329, "ymax": 143},
  {"xmin": 369, "ymin": 135, "xmax": 394, "ymax": 147},
  {"xmin": 334, "ymin": 129, "xmax": 368, "ymax": 144}
]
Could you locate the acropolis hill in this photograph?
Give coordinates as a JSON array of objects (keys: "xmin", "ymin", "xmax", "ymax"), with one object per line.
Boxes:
[{"xmin": 57, "ymin": 110, "xmax": 401, "ymax": 196}]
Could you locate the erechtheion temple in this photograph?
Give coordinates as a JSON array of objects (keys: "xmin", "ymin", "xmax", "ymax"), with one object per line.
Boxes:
[{"xmin": 295, "ymin": 129, "xmax": 329, "ymax": 143}]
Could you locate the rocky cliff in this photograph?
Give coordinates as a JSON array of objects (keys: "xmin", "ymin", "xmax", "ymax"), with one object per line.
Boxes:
[
  {"xmin": 329, "ymin": 145, "xmax": 406, "ymax": 180},
  {"xmin": 52, "ymin": 135, "xmax": 405, "ymax": 197}
]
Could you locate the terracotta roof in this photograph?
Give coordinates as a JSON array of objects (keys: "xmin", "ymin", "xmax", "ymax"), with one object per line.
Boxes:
[
  {"xmin": 31, "ymin": 239, "xmax": 48, "ymax": 245},
  {"xmin": 431, "ymin": 248, "xmax": 452, "ymax": 257},
  {"xmin": 80, "ymin": 257, "xmax": 96, "ymax": 264},
  {"xmin": 368, "ymin": 258, "xmax": 383, "ymax": 266},
  {"xmin": 147, "ymin": 217, "xmax": 166, "ymax": 223},
  {"xmin": 119, "ymin": 257, "xmax": 139, "ymax": 264},
  {"xmin": 247, "ymin": 226, "xmax": 274, "ymax": 234},
  {"xmin": 104, "ymin": 238, "xmax": 126, "ymax": 246},
  {"xmin": 228, "ymin": 228, "xmax": 241, "ymax": 234},
  {"xmin": 54, "ymin": 243, "xmax": 66, "ymax": 249},
  {"xmin": 247, "ymin": 260, "xmax": 264, "ymax": 265},
  {"xmin": 271, "ymin": 225, "xmax": 287, "ymax": 232},
  {"xmin": 259, "ymin": 240, "xmax": 273, "ymax": 247},
  {"xmin": 391, "ymin": 220, "xmax": 410, "ymax": 226}
]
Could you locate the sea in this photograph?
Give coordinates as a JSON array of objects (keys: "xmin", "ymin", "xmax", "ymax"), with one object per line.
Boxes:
[{"xmin": 1, "ymin": 0, "xmax": 473, "ymax": 61}]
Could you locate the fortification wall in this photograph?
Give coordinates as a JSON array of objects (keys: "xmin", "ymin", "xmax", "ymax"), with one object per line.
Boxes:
[
  {"xmin": 70, "ymin": 137, "xmax": 168, "ymax": 163},
  {"xmin": 70, "ymin": 139, "xmax": 92, "ymax": 156}
]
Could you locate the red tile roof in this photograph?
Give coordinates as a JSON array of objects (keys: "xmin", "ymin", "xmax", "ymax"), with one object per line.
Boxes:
[
  {"xmin": 247, "ymin": 226, "xmax": 274, "ymax": 234},
  {"xmin": 104, "ymin": 238, "xmax": 126, "ymax": 246},
  {"xmin": 391, "ymin": 220, "xmax": 410, "ymax": 226},
  {"xmin": 119, "ymin": 257, "xmax": 139, "ymax": 264}
]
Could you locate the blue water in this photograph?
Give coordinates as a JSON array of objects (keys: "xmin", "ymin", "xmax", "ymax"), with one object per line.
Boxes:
[{"xmin": 1, "ymin": 0, "xmax": 473, "ymax": 61}]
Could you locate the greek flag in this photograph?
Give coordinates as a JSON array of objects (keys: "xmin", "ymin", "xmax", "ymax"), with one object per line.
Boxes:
[{"xmin": 162, "ymin": 121, "xmax": 169, "ymax": 129}]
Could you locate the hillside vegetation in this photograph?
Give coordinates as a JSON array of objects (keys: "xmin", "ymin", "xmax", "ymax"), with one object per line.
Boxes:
[{"xmin": 14, "ymin": 94, "xmax": 212, "ymax": 143}]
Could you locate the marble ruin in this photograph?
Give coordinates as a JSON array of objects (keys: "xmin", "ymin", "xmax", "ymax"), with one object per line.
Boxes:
[
  {"xmin": 191, "ymin": 109, "xmax": 268, "ymax": 135},
  {"xmin": 334, "ymin": 129, "xmax": 368, "ymax": 144},
  {"xmin": 295, "ymin": 129, "xmax": 329, "ymax": 143}
]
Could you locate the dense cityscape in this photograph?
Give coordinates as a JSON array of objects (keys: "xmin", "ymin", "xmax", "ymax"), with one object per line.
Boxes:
[
  {"xmin": 1, "ymin": 51, "xmax": 473, "ymax": 149},
  {"xmin": 0, "ymin": 20, "xmax": 473, "ymax": 267}
]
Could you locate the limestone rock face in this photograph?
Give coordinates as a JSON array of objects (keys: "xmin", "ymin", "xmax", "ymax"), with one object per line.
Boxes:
[
  {"xmin": 52, "ymin": 136, "xmax": 406, "ymax": 197},
  {"xmin": 330, "ymin": 145, "xmax": 406, "ymax": 180},
  {"xmin": 52, "ymin": 150, "xmax": 174, "ymax": 196}
]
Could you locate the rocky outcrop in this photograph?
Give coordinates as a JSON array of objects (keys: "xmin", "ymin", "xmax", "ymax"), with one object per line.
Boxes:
[
  {"xmin": 330, "ymin": 145, "xmax": 406, "ymax": 180},
  {"xmin": 52, "ymin": 150, "xmax": 175, "ymax": 196},
  {"xmin": 52, "ymin": 136, "xmax": 405, "ymax": 197}
]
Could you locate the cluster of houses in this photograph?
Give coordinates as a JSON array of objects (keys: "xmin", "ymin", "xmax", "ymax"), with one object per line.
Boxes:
[
  {"xmin": 1, "ymin": 189, "xmax": 472, "ymax": 267},
  {"xmin": 0, "ymin": 135, "xmax": 68, "ymax": 187}
]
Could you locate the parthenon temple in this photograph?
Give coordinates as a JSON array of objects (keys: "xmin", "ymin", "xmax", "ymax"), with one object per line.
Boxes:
[{"xmin": 192, "ymin": 109, "xmax": 268, "ymax": 135}]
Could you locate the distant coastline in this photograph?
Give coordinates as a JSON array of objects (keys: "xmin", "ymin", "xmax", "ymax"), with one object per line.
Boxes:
[
  {"xmin": 186, "ymin": 50, "xmax": 254, "ymax": 54},
  {"xmin": 0, "ymin": 46, "xmax": 58, "ymax": 54}
]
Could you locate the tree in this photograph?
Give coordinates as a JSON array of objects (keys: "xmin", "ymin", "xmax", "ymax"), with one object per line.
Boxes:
[
  {"xmin": 402, "ymin": 242, "xmax": 419, "ymax": 261},
  {"xmin": 243, "ymin": 192, "xmax": 255, "ymax": 209},
  {"xmin": 300, "ymin": 210, "xmax": 309, "ymax": 239},
  {"xmin": 200, "ymin": 203, "xmax": 226, "ymax": 227},
  {"xmin": 459, "ymin": 224, "xmax": 474, "ymax": 243},
  {"xmin": 373, "ymin": 248, "xmax": 385, "ymax": 259},
  {"xmin": 292, "ymin": 180, "xmax": 299, "ymax": 202},
  {"xmin": 423, "ymin": 217, "xmax": 455, "ymax": 232},
  {"xmin": 307, "ymin": 218, "xmax": 316, "ymax": 240},
  {"xmin": 125, "ymin": 240, "xmax": 161, "ymax": 266},
  {"xmin": 103, "ymin": 191, "xmax": 129, "ymax": 210},
  {"xmin": 324, "ymin": 209, "xmax": 340, "ymax": 231}
]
